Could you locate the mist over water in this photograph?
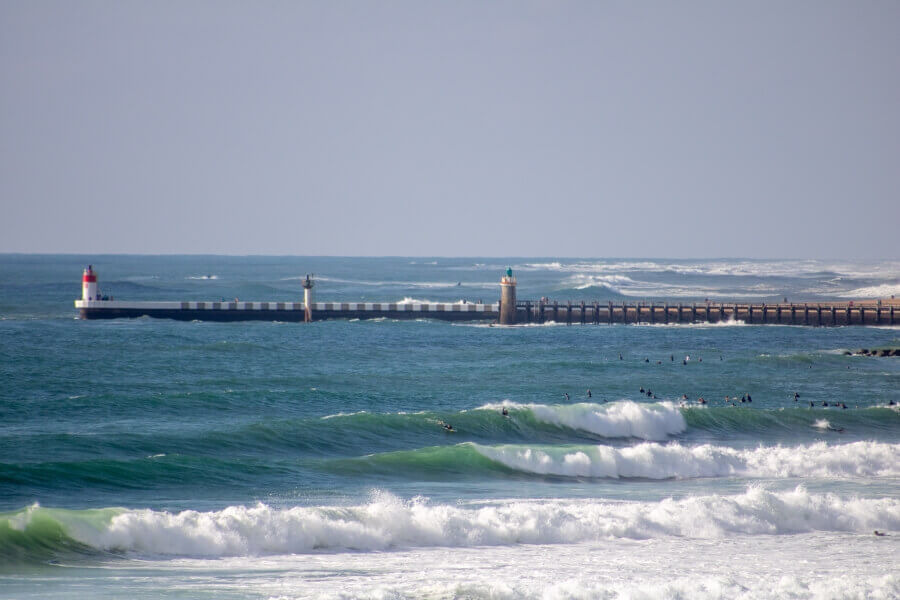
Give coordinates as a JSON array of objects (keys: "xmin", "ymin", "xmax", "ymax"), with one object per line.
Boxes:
[{"xmin": 1, "ymin": 256, "xmax": 898, "ymax": 599}]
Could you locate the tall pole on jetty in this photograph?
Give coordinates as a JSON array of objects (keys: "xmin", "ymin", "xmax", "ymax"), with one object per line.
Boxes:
[
  {"xmin": 302, "ymin": 274, "xmax": 315, "ymax": 323},
  {"xmin": 499, "ymin": 267, "xmax": 517, "ymax": 325}
]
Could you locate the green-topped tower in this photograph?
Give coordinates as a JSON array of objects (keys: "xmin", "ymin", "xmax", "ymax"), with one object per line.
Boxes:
[{"xmin": 499, "ymin": 267, "xmax": 517, "ymax": 325}]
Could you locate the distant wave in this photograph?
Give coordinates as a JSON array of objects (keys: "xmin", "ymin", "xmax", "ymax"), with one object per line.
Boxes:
[
  {"xmin": 558, "ymin": 274, "xmax": 771, "ymax": 299},
  {"xmin": 186, "ymin": 275, "xmax": 218, "ymax": 280},
  {"xmin": 280, "ymin": 276, "xmax": 496, "ymax": 290},
  {"xmin": 395, "ymin": 297, "xmax": 487, "ymax": 305},
  {"xmin": 516, "ymin": 259, "xmax": 900, "ymax": 280},
  {"xmin": 4, "ymin": 487, "xmax": 898, "ymax": 560},
  {"xmin": 837, "ymin": 284, "xmax": 900, "ymax": 299}
]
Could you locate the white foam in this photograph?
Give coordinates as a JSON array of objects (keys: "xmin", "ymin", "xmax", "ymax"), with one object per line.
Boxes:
[
  {"xmin": 396, "ymin": 297, "xmax": 491, "ymax": 305},
  {"xmin": 633, "ymin": 316, "xmax": 747, "ymax": 327},
  {"xmin": 479, "ymin": 401, "xmax": 686, "ymax": 441},
  {"xmin": 44, "ymin": 487, "xmax": 900, "ymax": 557},
  {"xmin": 293, "ymin": 276, "xmax": 496, "ymax": 290},
  {"xmin": 471, "ymin": 441, "xmax": 900, "ymax": 479},
  {"xmin": 560, "ymin": 273, "xmax": 772, "ymax": 299},
  {"xmin": 282, "ymin": 572, "xmax": 900, "ymax": 600},
  {"xmin": 320, "ymin": 410, "xmax": 368, "ymax": 420},
  {"xmin": 837, "ymin": 284, "xmax": 900, "ymax": 298},
  {"xmin": 455, "ymin": 321, "xmax": 567, "ymax": 328}
]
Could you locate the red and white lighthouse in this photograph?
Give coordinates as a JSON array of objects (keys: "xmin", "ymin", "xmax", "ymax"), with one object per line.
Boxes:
[{"xmin": 82, "ymin": 265, "xmax": 99, "ymax": 301}]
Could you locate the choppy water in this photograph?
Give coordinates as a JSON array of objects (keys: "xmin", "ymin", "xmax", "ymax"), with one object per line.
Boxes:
[{"xmin": 1, "ymin": 255, "xmax": 898, "ymax": 599}]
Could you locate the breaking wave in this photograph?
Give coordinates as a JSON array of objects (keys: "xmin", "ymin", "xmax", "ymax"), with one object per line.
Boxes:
[
  {"xmin": 325, "ymin": 440, "xmax": 899, "ymax": 481},
  {"xmin": 4, "ymin": 487, "xmax": 898, "ymax": 560},
  {"xmin": 477, "ymin": 401, "xmax": 686, "ymax": 441},
  {"xmin": 470, "ymin": 440, "xmax": 900, "ymax": 479}
]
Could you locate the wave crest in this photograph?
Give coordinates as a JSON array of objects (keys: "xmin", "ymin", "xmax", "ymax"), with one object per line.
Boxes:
[
  {"xmin": 471, "ymin": 440, "xmax": 900, "ymax": 479},
  {"xmin": 480, "ymin": 401, "xmax": 686, "ymax": 441}
]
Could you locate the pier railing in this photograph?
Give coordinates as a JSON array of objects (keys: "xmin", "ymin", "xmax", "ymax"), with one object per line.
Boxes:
[{"xmin": 515, "ymin": 300, "xmax": 897, "ymax": 326}]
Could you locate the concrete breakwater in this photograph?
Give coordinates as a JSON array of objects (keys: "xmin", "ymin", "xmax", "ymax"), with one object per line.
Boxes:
[
  {"xmin": 75, "ymin": 298, "xmax": 898, "ymax": 326},
  {"xmin": 75, "ymin": 266, "xmax": 897, "ymax": 326}
]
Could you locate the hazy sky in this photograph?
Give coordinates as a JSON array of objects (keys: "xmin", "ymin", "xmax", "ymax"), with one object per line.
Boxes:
[{"xmin": 1, "ymin": 1, "xmax": 898, "ymax": 257}]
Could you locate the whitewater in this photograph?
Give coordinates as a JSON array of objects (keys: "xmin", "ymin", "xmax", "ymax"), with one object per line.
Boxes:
[{"xmin": 1, "ymin": 255, "xmax": 899, "ymax": 599}]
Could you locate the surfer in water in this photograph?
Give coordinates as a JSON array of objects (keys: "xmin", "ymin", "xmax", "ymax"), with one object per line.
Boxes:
[
  {"xmin": 587, "ymin": 389, "xmax": 592, "ymax": 398},
  {"xmin": 501, "ymin": 407, "xmax": 509, "ymax": 417}
]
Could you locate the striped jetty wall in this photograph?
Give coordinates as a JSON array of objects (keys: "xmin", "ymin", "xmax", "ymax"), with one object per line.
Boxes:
[{"xmin": 75, "ymin": 300, "xmax": 499, "ymax": 322}]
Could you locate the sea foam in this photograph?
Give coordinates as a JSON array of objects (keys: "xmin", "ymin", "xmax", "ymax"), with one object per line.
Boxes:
[{"xmin": 15, "ymin": 487, "xmax": 899, "ymax": 557}]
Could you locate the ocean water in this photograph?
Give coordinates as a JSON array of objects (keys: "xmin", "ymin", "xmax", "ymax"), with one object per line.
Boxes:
[{"xmin": 1, "ymin": 255, "xmax": 899, "ymax": 599}]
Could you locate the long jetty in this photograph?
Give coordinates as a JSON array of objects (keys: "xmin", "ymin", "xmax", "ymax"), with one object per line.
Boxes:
[
  {"xmin": 75, "ymin": 267, "xmax": 897, "ymax": 326},
  {"xmin": 508, "ymin": 299, "xmax": 897, "ymax": 326}
]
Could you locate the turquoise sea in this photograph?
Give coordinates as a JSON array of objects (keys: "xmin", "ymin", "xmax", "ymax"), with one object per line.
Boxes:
[{"xmin": 1, "ymin": 255, "xmax": 898, "ymax": 599}]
